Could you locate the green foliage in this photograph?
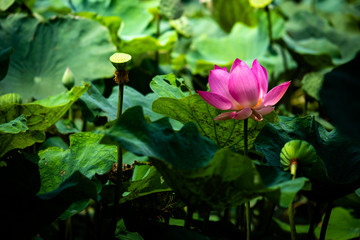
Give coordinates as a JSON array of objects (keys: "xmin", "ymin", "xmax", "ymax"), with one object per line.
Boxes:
[
  {"xmin": 38, "ymin": 132, "xmax": 116, "ymax": 194},
  {"xmin": 255, "ymin": 116, "xmax": 360, "ymax": 200},
  {"xmin": 120, "ymin": 166, "xmax": 171, "ymax": 203},
  {"xmin": 212, "ymin": 0, "xmax": 257, "ymax": 33},
  {"xmin": 0, "ymin": 0, "xmax": 15, "ymax": 11},
  {"xmin": 150, "ymin": 73, "xmax": 190, "ymax": 98},
  {"xmin": 0, "ymin": 83, "xmax": 89, "ymax": 157},
  {"xmin": 301, "ymin": 71, "xmax": 327, "ymax": 100},
  {"xmin": 314, "ymin": 207, "xmax": 360, "ymax": 240},
  {"xmin": 160, "ymin": 0, "xmax": 184, "ymax": 20},
  {"xmin": 283, "ymin": 11, "xmax": 360, "ymax": 67},
  {"xmin": 153, "ymin": 94, "xmax": 278, "ymax": 152},
  {"xmin": 102, "ymin": 106, "xmax": 218, "ymax": 170},
  {"xmin": 0, "ymin": 14, "xmax": 115, "ymax": 100},
  {"xmin": 102, "ymin": 106, "xmax": 307, "ymax": 210},
  {"xmin": 0, "ymin": 83, "xmax": 90, "ymax": 130},
  {"xmin": 186, "ymin": 21, "xmax": 269, "ymax": 75}
]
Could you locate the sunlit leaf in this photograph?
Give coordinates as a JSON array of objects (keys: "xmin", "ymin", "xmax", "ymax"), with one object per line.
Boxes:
[
  {"xmin": 186, "ymin": 20, "xmax": 269, "ymax": 75},
  {"xmin": 314, "ymin": 207, "xmax": 360, "ymax": 240},
  {"xmin": 38, "ymin": 132, "xmax": 117, "ymax": 194},
  {"xmin": 0, "ymin": 0, "xmax": 15, "ymax": 11},
  {"xmin": 150, "ymin": 73, "xmax": 189, "ymax": 98},
  {"xmin": 0, "ymin": 83, "xmax": 90, "ymax": 130},
  {"xmin": 153, "ymin": 94, "xmax": 278, "ymax": 152},
  {"xmin": 249, "ymin": 0, "xmax": 273, "ymax": 8}
]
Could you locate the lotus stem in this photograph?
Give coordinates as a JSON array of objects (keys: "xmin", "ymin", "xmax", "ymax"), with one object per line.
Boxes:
[
  {"xmin": 307, "ymin": 202, "xmax": 321, "ymax": 240},
  {"xmin": 109, "ymin": 53, "xmax": 132, "ymax": 237},
  {"xmin": 288, "ymin": 202, "xmax": 297, "ymax": 240},
  {"xmin": 243, "ymin": 118, "xmax": 251, "ymax": 240},
  {"xmin": 319, "ymin": 201, "xmax": 333, "ymax": 240},
  {"xmin": 185, "ymin": 206, "xmax": 194, "ymax": 229},
  {"xmin": 289, "ymin": 165, "xmax": 297, "ymax": 240},
  {"xmin": 244, "ymin": 118, "xmax": 248, "ymax": 157},
  {"xmin": 155, "ymin": 13, "xmax": 161, "ymax": 66},
  {"xmin": 246, "ymin": 201, "xmax": 251, "ymax": 240},
  {"xmin": 265, "ymin": 5, "xmax": 273, "ymax": 48}
]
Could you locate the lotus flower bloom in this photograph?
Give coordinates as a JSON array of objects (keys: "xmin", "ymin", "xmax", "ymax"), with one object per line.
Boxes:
[{"xmin": 197, "ymin": 59, "xmax": 290, "ymax": 121}]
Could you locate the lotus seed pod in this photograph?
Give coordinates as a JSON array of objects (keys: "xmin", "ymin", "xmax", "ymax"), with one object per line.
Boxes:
[
  {"xmin": 110, "ymin": 53, "xmax": 132, "ymax": 71},
  {"xmin": 280, "ymin": 140, "xmax": 317, "ymax": 177},
  {"xmin": 0, "ymin": 93, "xmax": 22, "ymax": 105},
  {"xmin": 62, "ymin": 67, "xmax": 75, "ymax": 90}
]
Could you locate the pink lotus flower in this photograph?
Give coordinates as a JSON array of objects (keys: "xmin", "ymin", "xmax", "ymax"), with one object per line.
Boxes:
[{"xmin": 197, "ymin": 58, "xmax": 290, "ymax": 121}]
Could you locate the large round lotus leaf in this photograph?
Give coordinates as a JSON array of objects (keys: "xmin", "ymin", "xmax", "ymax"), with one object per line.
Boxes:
[
  {"xmin": 67, "ymin": 0, "xmax": 158, "ymax": 37},
  {"xmin": 255, "ymin": 116, "xmax": 360, "ymax": 201},
  {"xmin": 0, "ymin": 14, "xmax": 116, "ymax": 100},
  {"xmin": 211, "ymin": 0, "xmax": 257, "ymax": 33},
  {"xmin": 186, "ymin": 19, "xmax": 269, "ymax": 75},
  {"xmin": 283, "ymin": 11, "xmax": 360, "ymax": 67}
]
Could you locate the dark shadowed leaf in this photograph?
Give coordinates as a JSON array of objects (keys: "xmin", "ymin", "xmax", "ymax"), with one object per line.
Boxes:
[
  {"xmin": 255, "ymin": 116, "xmax": 360, "ymax": 200},
  {"xmin": 320, "ymin": 53, "xmax": 360, "ymax": 142}
]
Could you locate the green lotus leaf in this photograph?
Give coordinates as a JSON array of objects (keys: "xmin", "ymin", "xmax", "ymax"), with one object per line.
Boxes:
[
  {"xmin": 186, "ymin": 21, "xmax": 269, "ymax": 75},
  {"xmin": 283, "ymin": 11, "xmax": 360, "ymax": 67},
  {"xmin": 0, "ymin": 115, "xmax": 45, "ymax": 157},
  {"xmin": 280, "ymin": 140, "xmax": 328, "ymax": 182},
  {"xmin": 57, "ymin": 0, "xmax": 178, "ymax": 56},
  {"xmin": 255, "ymin": 116, "xmax": 360, "ymax": 201},
  {"xmin": 150, "ymin": 73, "xmax": 189, "ymax": 99},
  {"xmin": 79, "ymin": 84, "xmax": 165, "ymax": 122},
  {"xmin": 301, "ymin": 71, "xmax": 328, "ymax": 101},
  {"xmin": 211, "ymin": 0, "xmax": 257, "ymax": 33},
  {"xmin": 102, "ymin": 106, "xmax": 219, "ymax": 170},
  {"xmin": 0, "ymin": 0, "xmax": 15, "ymax": 11},
  {"xmin": 0, "ymin": 14, "xmax": 115, "ymax": 100},
  {"xmin": 160, "ymin": 0, "xmax": 184, "ymax": 20},
  {"xmin": 153, "ymin": 94, "xmax": 278, "ymax": 152},
  {"xmin": 120, "ymin": 166, "xmax": 171, "ymax": 204},
  {"xmin": 0, "ymin": 115, "xmax": 28, "ymax": 134},
  {"xmin": 38, "ymin": 132, "xmax": 117, "ymax": 194},
  {"xmin": 0, "ymin": 83, "xmax": 90, "ymax": 131},
  {"xmin": 314, "ymin": 207, "xmax": 360, "ymax": 240},
  {"xmin": 101, "ymin": 106, "xmax": 308, "ymax": 209},
  {"xmin": 0, "ymin": 83, "xmax": 86, "ymax": 156}
]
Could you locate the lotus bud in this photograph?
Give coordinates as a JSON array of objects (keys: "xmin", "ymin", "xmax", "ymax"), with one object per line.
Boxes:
[{"xmin": 62, "ymin": 67, "xmax": 75, "ymax": 90}]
